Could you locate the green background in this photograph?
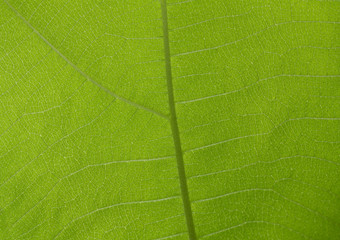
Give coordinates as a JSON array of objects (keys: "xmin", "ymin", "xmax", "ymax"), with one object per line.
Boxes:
[{"xmin": 0, "ymin": 0, "xmax": 339, "ymax": 239}]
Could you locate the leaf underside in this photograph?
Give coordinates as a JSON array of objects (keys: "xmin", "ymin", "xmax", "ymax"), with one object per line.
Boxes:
[{"xmin": 0, "ymin": 0, "xmax": 339, "ymax": 239}]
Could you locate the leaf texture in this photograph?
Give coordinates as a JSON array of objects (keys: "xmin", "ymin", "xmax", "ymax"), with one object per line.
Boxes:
[{"xmin": 0, "ymin": 0, "xmax": 339, "ymax": 239}]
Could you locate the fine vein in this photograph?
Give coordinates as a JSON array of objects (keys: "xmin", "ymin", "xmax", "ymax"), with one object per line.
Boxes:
[
  {"xmin": 4, "ymin": 0, "xmax": 168, "ymax": 120},
  {"xmin": 160, "ymin": 0, "xmax": 197, "ymax": 239}
]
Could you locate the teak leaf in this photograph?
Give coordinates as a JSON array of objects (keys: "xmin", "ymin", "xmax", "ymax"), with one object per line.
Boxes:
[{"xmin": 1, "ymin": 0, "xmax": 339, "ymax": 239}]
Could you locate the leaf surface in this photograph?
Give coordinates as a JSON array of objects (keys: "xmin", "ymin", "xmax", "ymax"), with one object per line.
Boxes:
[{"xmin": 0, "ymin": 0, "xmax": 339, "ymax": 239}]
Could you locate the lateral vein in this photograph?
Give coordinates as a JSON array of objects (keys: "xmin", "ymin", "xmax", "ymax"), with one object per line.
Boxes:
[{"xmin": 4, "ymin": 0, "xmax": 168, "ymax": 120}]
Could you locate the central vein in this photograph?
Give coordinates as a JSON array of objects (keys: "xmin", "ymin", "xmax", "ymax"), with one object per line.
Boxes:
[{"xmin": 160, "ymin": 0, "xmax": 197, "ymax": 239}]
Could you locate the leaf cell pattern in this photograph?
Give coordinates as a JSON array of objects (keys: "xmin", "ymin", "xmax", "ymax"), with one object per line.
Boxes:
[{"xmin": 0, "ymin": 0, "xmax": 339, "ymax": 239}]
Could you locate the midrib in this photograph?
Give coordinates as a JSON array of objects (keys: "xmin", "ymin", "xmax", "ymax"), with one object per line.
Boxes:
[{"xmin": 160, "ymin": 0, "xmax": 197, "ymax": 239}]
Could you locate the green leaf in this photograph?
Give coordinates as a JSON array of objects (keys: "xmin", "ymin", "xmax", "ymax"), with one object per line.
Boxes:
[{"xmin": 1, "ymin": 0, "xmax": 339, "ymax": 239}]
